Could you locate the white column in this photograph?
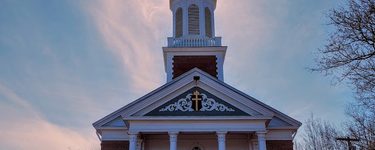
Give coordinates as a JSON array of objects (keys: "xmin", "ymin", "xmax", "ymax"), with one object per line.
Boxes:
[
  {"xmin": 166, "ymin": 54, "xmax": 173, "ymax": 82},
  {"xmin": 216, "ymin": 54, "xmax": 224, "ymax": 81},
  {"xmin": 199, "ymin": 4, "xmax": 205, "ymax": 37},
  {"xmin": 172, "ymin": 8, "xmax": 176, "ymax": 38},
  {"xmin": 182, "ymin": 4, "xmax": 188, "ymax": 36},
  {"xmin": 217, "ymin": 131, "xmax": 227, "ymax": 150},
  {"xmin": 129, "ymin": 132, "xmax": 138, "ymax": 150},
  {"xmin": 257, "ymin": 131, "xmax": 267, "ymax": 150},
  {"xmin": 169, "ymin": 131, "xmax": 178, "ymax": 150},
  {"xmin": 211, "ymin": 9, "xmax": 215, "ymax": 37}
]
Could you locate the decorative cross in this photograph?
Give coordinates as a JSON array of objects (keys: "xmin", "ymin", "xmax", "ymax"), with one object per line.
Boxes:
[{"xmin": 192, "ymin": 90, "xmax": 202, "ymax": 111}]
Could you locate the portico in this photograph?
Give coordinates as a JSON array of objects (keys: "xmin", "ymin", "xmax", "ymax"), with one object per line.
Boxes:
[
  {"xmin": 125, "ymin": 116, "xmax": 271, "ymax": 150},
  {"xmin": 127, "ymin": 132, "xmax": 268, "ymax": 150}
]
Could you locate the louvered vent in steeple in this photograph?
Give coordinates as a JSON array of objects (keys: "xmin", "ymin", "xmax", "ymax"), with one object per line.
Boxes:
[
  {"xmin": 188, "ymin": 4, "xmax": 200, "ymax": 35},
  {"xmin": 205, "ymin": 7, "xmax": 212, "ymax": 37},
  {"xmin": 176, "ymin": 8, "xmax": 183, "ymax": 38}
]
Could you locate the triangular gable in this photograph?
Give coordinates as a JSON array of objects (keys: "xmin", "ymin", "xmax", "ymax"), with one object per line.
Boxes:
[
  {"xmin": 103, "ymin": 116, "xmax": 126, "ymax": 127},
  {"xmin": 93, "ymin": 68, "xmax": 301, "ymax": 129},
  {"xmin": 268, "ymin": 116, "xmax": 292, "ymax": 127},
  {"xmin": 145, "ymin": 87, "xmax": 249, "ymax": 116}
]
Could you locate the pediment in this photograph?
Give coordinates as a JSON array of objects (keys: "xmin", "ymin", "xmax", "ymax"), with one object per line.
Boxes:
[
  {"xmin": 93, "ymin": 68, "xmax": 301, "ymax": 129},
  {"xmin": 103, "ymin": 116, "xmax": 126, "ymax": 127},
  {"xmin": 145, "ymin": 87, "xmax": 249, "ymax": 116},
  {"xmin": 268, "ymin": 116, "xmax": 293, "ymax": 127}
]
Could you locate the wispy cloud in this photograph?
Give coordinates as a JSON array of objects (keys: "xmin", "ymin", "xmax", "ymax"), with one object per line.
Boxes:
[
  {"xmin": 0, "ymin": 1, "xmax": 352, "ymax": 148},
  {"xmin": 215, "ymin": 0, "xmax": 351, "ymax": 125},
  {"xmin": 85, "ymin": 0, "xmax": 170, "ymax": 93},
  {"xmin": 0, "ymin": 83, "xmax": 98, "ymax": 150}
]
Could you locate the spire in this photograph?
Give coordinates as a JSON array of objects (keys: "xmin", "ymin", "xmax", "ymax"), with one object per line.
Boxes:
[{"xmin": 163, "ymin": 0, "xmax": 227, "ymax": 82}]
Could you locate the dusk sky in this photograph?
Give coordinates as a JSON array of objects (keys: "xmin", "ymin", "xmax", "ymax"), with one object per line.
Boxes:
[{"xmin": 0, "ymin": 0, "xmax": 353, "ymax": 149}]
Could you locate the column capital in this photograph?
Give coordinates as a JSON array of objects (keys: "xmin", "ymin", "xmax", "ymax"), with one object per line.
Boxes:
[
  {"xmin": 216, "ymin": 131, "xmax": 228, "ymax": 135},
  {"xmin": 168, "ymin": 131, "xmax": 179, "ymax": 143},
  {"xmin": 216, "ymin": 131, "xmax": 227, "ymax": 143},
  {"xmin": 216, "ymin": 131, "xmax": 226, "ymax": 150},
  {"xmin": 129, "ymin": 134, "xmax": 138, "ymax": 142},
  {"xmin": 128, "ymin": 132, "xmax": 139, "ymax": 143},
  {"xmin": 128, "ymin": 131, "xmax": 139, "ymax": 135},
  {"xmin": 256, "ymin": 131, "xmax": 267, "ymax": 150},
  {"xmin": 169, "ymin": 131, "xmax": 178, "ymax": 150},
  {"xmin": 128, "ymin": 132, "xmax": 138, "ymax": 150},
  {"xmin": 168, "ymin": 131, "xmax": 179, "ymax": 135},
  {"xmin": 256, "ymin": 131, "xmax": 267, "ymax": 137}
]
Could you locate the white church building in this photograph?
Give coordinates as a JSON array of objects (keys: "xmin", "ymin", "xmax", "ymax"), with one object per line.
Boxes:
[{"xmin": 93, "ymin": 0, "xmax": 301, "ymax": 150}]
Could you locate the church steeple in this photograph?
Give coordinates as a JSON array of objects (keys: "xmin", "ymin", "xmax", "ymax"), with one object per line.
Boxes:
[
  {"xmin": 164, "ymin": 0, "xmax": 227, "ymax": 82},
  {"xmin": 170, "ymin": 0, "xmax": 217, "ymax": 39}
]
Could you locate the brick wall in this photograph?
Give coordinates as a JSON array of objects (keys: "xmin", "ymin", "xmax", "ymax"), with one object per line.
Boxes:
[
  {"xmin": 101, "ymin": 141, "xmax": 129, "ymax": 150},
  {"xmin": 266, "ymin": 140, "xmax": 293, "ymax": 150},
  {"xmin": 173, "ymin": 56, "xmax": 217, "ymax": 79}
]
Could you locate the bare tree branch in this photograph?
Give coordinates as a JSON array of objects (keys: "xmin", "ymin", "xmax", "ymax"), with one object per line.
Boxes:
[{"xmin": 312, "ymin": 0, "xmax": 375, "ymax": 149}]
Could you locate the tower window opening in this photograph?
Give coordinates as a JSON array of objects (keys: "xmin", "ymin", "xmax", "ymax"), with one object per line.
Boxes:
[
  {"xmin": 205, "ymin": 7, "xmax": 212, "ymax": 37},
  {"xmin": 188, "ymin": 4, "xmax": 200, "ymax": 35},
  {"xmin": 175, "ymin": 8, "xmax": 183, "ymax": 38}
]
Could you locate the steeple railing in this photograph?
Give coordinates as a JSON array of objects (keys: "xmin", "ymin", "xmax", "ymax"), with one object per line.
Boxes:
[{"xmin": 167, "ymin": 37, "xmax": 221, "ymax": 47}]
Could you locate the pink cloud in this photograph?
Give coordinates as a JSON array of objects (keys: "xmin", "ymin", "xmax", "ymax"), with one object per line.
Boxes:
[
  {"xmin": 85, "ymin": 0, "xmax": 170, "ymax": 93},
  {"xmin": 0, "ymin": 83, "xmax": 98, "ymax": 150}
]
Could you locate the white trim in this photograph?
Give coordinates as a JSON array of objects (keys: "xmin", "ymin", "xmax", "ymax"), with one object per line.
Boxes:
[
  {"xmin": 131, "ymin": 70, "xmax": 273, "ymax": 117},
  {"xmin": 196, "ymin": 70, "xmax": 302, "ymax": 127},
  {"xmin": 128, "ymin": 120, "xmax": 267, "ymax": 133},
  {"xmin": 97, "ymin": 127, "xmax": 127, "ymax": 130},
  {"xmin": 196, "ymin": 77, "xmax": 274, "ymax": 116},
  {"xmin": 163, "ymin": 46, "xmax": 227, "ymax": 82},
  {"xmin": 265, "ymin": 129, "xmax": 296, "ymax": 140},
  {"xmin": 131, "ymin": 82, "xmax": 196, "ymax": 116},
  {"xmin": 101, "ymin": 129, "xmax": 129, "ymax": 141},
  {"xmin": 170, "ymin": 0, "xmax": 217, "ymax": 10},
  {"xmin": 124, "ymin": 116, "xmax": 272, "ymax": 121},
  {"xmin": 93, "ymin": 68, "xmax": 301, "ymax": 132}
]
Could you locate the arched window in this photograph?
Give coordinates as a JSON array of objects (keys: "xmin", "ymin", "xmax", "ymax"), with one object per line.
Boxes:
[
  {"xmin": 188, "ymin": 4, "xmax": 200, "ymax": 35},
  {"xmin": 175, "ymin": 7, "xmax": 183, "ymax": 37},
  {"xmin": 205, "ymin": 7, "xmax": 212, "ymax": 37}
]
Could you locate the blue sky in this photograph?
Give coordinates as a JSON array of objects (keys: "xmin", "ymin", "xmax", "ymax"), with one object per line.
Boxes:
[{"xmin": 0, "ymin": 0, "xmax": 353, "ymax": 149}]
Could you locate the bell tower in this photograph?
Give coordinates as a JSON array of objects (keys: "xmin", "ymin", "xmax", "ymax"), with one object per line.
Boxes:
[{"xmin": 163, "ymin": 0, "xmax": 227, "ymax": 82}]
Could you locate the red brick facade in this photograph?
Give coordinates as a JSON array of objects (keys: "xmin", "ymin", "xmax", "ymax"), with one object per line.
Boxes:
[
  {"xmin": 266, "ymin": 140, "xmax": 293, "ymax": 150},
  {"xmin": 101, "ymin": 141, "xmax": 129, "ymax": 150},
  {"xmin": 173, "ymin": 56, "xmax": 217, "ymax": 79}
]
